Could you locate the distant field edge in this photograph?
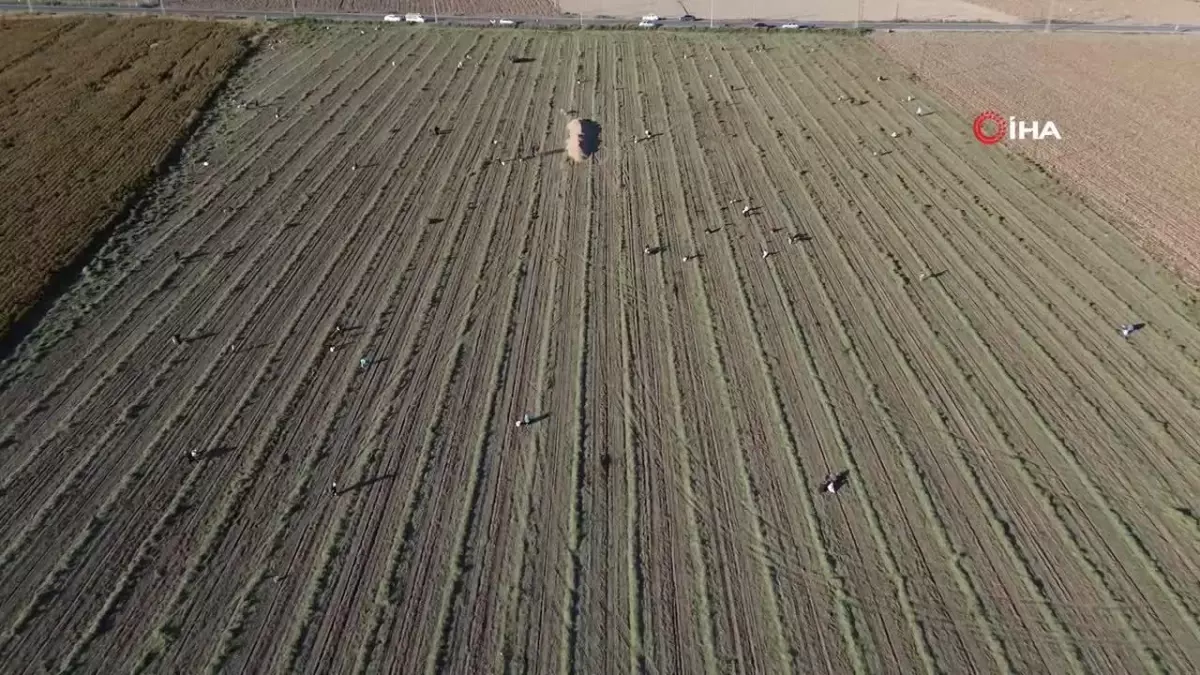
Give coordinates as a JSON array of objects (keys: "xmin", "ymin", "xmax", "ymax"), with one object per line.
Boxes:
[
  {"xmin": 0, "ymin": 19, "xmax": 266, "ymax": 359},
  {"xmin": 5, "ymin": 5, "xmax": 1200, "ymax": 34}
]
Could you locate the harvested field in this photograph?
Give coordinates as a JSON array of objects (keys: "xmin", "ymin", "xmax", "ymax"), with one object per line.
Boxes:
[
  {"xmin": 3, "ymin": 25, "xmax": 1200, "ymax": 674},
  {"xmin": 559, "ymin": 0, "xmax": 1018, "ymax": 22},
  {"xmin": 956, "ymin": 0, "xmax": 1200, "ymax": 24},
  {"xmin": 0, "ymin": 16, "xmax": 251, "ymax": 343},
  {"xmin": 42, "ymin": 0, "xmax": 1200, "ymax": 21},
  {"xmin": 874, "ymin": 31, "xmax": 1200, "ymax": 283},
  {"xmin": 168, "ymin": 0, "xmax": 562, "ymax": 17}
]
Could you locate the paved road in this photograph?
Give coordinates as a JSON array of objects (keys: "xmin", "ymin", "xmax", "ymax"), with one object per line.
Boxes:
[{"xmin": 1, "ymin": 2, "xmax": 1197, "ymax": 33}]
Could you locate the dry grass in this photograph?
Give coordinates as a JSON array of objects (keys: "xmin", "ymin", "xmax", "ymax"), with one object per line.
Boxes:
[
  {"xmin": 5, "ymin": 27, "xmax": 1200, "ymax": 674},
  {"xmin": 0, "ymin": 17, "xmax": 252, "ymax": 341}
]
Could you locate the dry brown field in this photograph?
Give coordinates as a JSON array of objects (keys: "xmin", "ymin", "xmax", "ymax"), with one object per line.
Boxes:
[
  {"xmin": 3, "ymin": 24, "xmax": 1200, "ymax": 674},
  {"xmin": 874, "ymin": 31, "xmax": 1200, "ymax": 283},
  {"xmin": 959, "ymin": 0, "xmax": 1200, "ymax": 24},
  {"xmin": 167, "ymin": 0, "xmax": 562, "ymax": 17},
  {"xmin": 53, "ymin": 0, "xmax": 1200, "ymax": 24},
  {"xmin": 0, "ymin": 17, "xmax": 252, "ymax": 343}
]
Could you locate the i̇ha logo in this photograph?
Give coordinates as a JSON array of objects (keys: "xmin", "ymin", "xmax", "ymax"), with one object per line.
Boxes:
[{"xmin": 973, "ymin": 111, "xmax": 1061, "ymax": 144}]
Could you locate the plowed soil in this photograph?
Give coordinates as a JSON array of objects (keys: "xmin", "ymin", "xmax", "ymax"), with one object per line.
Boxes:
[
  {"xmin": 0, "ymin": 17, "xmax": 251, "ymax": 342},
  {"xmin": 2, "ymin": 26, "xmax": 1200, "ymax": 674},
  {"xmin": 960, "ymin": 0, "xmax": 1200, "ymax": 24},
  {"xmin": 169, "ymin": 0, "xmax": 561, "ymax": 17},
  {"xmin": 874, "ymin": 31, "xmax": 1200, "ymax": 284}
]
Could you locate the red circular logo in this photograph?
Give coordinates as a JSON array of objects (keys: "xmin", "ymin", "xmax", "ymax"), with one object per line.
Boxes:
[{"xmin": 973, "ymin": 111, "xmax": 1006, "ymax": 145}]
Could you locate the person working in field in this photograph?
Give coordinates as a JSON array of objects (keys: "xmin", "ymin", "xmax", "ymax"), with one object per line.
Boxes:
[{"xmin": 821, "ymin": 473, "xmax": 841, "ymax": 495}]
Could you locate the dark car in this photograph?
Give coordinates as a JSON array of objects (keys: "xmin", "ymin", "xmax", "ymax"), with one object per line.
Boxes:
[
  {"xmin": 680, "ymin": 14, "xmax": 697, "ymax": 21},
  {"xmin": 754, "ymin": 22, "xmax": 774, "ymax": 28}
]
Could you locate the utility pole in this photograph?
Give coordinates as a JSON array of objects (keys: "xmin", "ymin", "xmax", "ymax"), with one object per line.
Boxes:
[
  {"xmin": 433, "ymin": 0, "xmax": 439, "ymax": 23},
  {"xmin": 710, "ymin": 0, "xmax": 714, "ymax": 28},
  {"xmin": 855, "ymin": 0, "xmax": 862, "ymax": 28},
  {"xmin": 291, "ymin": 0, "xmax": 296, "ymax": 17},
  {"xmin": 1044, "ymin": 0, "xmax": 1054, "ymax": 31},
  {"xmin": 26, "ymin": 0, "xmax": 32, "ymax": 14},
  {"xmin": 159, "ymin": 0, "xmax": 165, "ymax": 16}
]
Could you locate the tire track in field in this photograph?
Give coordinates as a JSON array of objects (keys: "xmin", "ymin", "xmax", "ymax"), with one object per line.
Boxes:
[
  {"xmin": 0, "ymin": 28, "xmax": 446, "ymax": 662},
  {"xmin": 667, "ymin": 40, "xmax": 903, "ymax": 674},
  {"xmin": 724, "ymin": 42, "xmax": 1020, "ymax": 674},
  {"xmin": 0, "ymin": 30, "xmax": 401, "ymax": 541},
  {"xmin": 68, "ymin": 33, "xmax": 465, "ymax": 674},
  {"xmin": 428, "ymin": 42, "xmax": 572, "ymax": 675},
  {"xmin": 0, "ymin": 34, "xmax": 401, "ymax": 510},
  {"xmin": 296, "ymin": 33, "xmax": 552, "ymax": 675},
  {"xmin": 864, "ymin": 162, "xmax": 1200, "ymax": 658},
  {"xmin": 547, "ymin": 91, "xmax": 614, "ymax": 675},
  {"xmin": 637, "ymin": 38, "xmax": 812, "ymax": 674},
  {"xmin": 685, "ymin": 39, "xmax": 930, "ymax": 674},
  {"xmin": 753, "ymin": 41, "xmax": 1106, "ymax": 671},
  {"xmin": 173, "ymin": 30, "xmax": 500, "ymax": 672},
  {"xmin": 118, "ymin": 27, "xmax": 472, "ymax": 667},
  {"xmin": 887, "ymin": 199, "xmax": 1199, "ymax": 666},
  {"xmin": 762, "ymin": 38, "xmax": 1163, "ymax": 671},
  {"xmin": 342, "ymin": 43, "xmax": 550, "ymax": 675},
  {"xmin": 606, "ymin": 47, "xmax": 662, "ymax": 675},
  {"xmin": 609, "ymin": 37, "xmax": 726, "ymax": 675},
  {"xmin": 602, "ymin": 39, "xmax": 677, "ymax": 675},
  {"xmin": 459, "ymin": 89, "xmax": 567, "ymax": 675},
  {"xmin": 659, "ymin": 38, "xmax": 887, "ymax": 675},
  {"xmin": 811, "ymin": 47, "xmax": 1200, "ymax": 664},
  {"xmin": 664, "ymin": 40, "xmax": 866, "ymax": 675},
  {"xmin": 463, "ymin": 36, "xmax": 576, "ymax": 675},
  {"xmin": 880, "ymin": 158, "xmax": 1200, "ymax": 503},
  {"xmin": 503, "ymin": 39, "xmax": 594, "ymax": 675},
  {"xmin": 605, "ymin": 40, "xmax": 657, "ymax": 675},
  {"xmin": 725, "ymin": 38, "xmax": 997, "ymax": 671},
  {"xmin": 844, "ymin": 43, "xmax": 1200, "ymax": 424},
  {"xmin": 314, "ymin": 39, "xmax": 546, "ymax": 675},
  {"xmin": 534, "ymin": 36, "xmax": 647, "ymax": 675},
  {"xmin": 624, "ymin": 36, "xmax": 785, "ymax": 675},
  {"xmin": 838, "ymin": 73, "xmax": 1200, "ymax": 500},
  {"xmin": 0, "ymin": 28, "xmax": 421, "ymax": 605},
  {"xmin": 738, "ymin": 43, "xmax": 1062, "ymax": 672},
  {"xmin": 412, "ymin": 167, "xmax": 538, "ymax": 674}
]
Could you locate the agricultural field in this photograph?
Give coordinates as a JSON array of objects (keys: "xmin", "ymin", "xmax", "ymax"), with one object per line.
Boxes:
[
  {"xmin": 3, "ymin": 24, "xmax": 1200, "ymax": 674},
  {"xmin": 166, "ymin": 0, "xmax": 563, "ymax": 18},
  {"xmin": 874, "ymin": 31, "xmax": 1200, "ymax": 284},
  {"xmin": 49, "ymin": 0, "xmax": 1200, "ymax": 23},
  {"xmin": 0, "ymin": 16, "xmax": 252, "ymax": 344}
]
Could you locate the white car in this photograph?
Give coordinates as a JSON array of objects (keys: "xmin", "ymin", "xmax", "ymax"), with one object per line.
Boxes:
[
  {"xmin": 638, "ymin": 20, "xmax": 659, "ymax": 27},
  {"xmin": 641, "ymin": 14, "xmax": 660, "ymax": 21},
  {"xmin": 489, "ymin": 18, "xmax": 518, "ymax": 25},
  {"xmin": 780, "ymin": 23, "xmax": 801, "ymax": 29},
  {"xmin": 404, "ymin": 13, "xmax": 426, "ymax": 23},
  {"xmin": 383, "ymin": 14, "xmax": 402, "ymax": 22}
]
